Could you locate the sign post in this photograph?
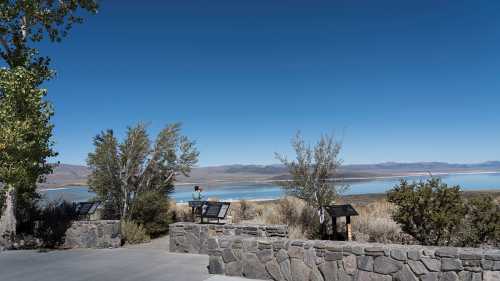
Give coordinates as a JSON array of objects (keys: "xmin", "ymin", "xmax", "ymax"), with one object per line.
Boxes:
[{"xmin": 325, "ymin": 204, "xmax": 359, "ymax": 241}]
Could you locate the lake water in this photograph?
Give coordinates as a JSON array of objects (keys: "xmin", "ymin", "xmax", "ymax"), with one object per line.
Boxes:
[{"xmin": 39, "ymin": 172, "xmax": 500, "ymax": 203}]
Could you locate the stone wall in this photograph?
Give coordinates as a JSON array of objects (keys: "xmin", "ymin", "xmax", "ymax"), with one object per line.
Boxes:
[
  {"xmin": 169, "ymin": 222, "xmax": 288, "ymax": 254},
  {"xmin": 64, "ymin": 220, "xmax": 121, "ymax": 249},
  {"xmin": 207, "ymin": 236, "xmax": 500, "ymax": 281}
]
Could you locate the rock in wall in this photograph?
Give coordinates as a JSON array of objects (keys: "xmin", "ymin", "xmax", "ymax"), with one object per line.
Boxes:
[
  {"xmin": 208, "ymin": 237, "xmax": 500, "ymax": 281},
  {"xmin": 169, "ymin": 222, "xmax": 288, "ymax": 254},
  {"xmin": 63, "ymin": 220, "xmax": 121, "ymax": 249}
]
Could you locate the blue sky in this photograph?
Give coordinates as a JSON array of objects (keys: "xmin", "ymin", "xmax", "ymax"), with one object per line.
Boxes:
[{"xmin": 33, "ymin": 1, "xmax": 500, "ymax": 166}]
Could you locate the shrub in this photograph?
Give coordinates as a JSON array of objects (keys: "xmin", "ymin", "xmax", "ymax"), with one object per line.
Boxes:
[
  {"xmin": 236, "ymin": 200, "xmax": 257, "ymax": 221},
  {"xmin": 387, "ymin": 178, "xmax": 466, "ymax": 246},
  {"xmin": 129, "ymin": 191, "xmax": 171, "ymax": 238},
  {"xmin": 458, "ymin": 195, "xmax": 500, "ymax": 247},
  {"xmin": 255, "ymin": 197, "xmax": 321, "ymax": 239},
  {"xmin": 35, "ymin": 200, "xmax": 78, "ymax": 248},
  {"xmin": 121, "ymin": 220, "xmax": 150, "ymax": 245}
]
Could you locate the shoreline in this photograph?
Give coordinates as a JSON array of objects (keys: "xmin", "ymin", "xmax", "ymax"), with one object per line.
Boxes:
[
  {"xmin": 173, "ymin": 189, "xmax": 500, "ymax": 206},
  {"xmin": 38, "ymin": 170, "xmax": 500, "ymax": 191}
]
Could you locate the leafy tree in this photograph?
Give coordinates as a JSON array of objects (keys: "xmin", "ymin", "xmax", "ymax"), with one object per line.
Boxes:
[
  {"xmin": 0, "ymin": 0, "xmax": 98, "ymax": 242},
  {"xmin": 0, "ymin": 67, "xmax": 57, "ymax": 240},
  {"xmin": 276, "ymin": 132, "xmax": 348, "ymax": 238},
  {"xmin": 87, "ymin": 123, "xmax": 199, "ymax": 223},
  {"xmin": 0, "ymin": 0, "xmax": 98, "ymax": 82},
  {"xmin": 387, "ymin": 178, "xmax": 466, "ymax": 246}
]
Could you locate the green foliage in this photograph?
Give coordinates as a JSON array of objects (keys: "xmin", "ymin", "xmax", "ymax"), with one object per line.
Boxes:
[
  {"xmin": 86, "ymin": 129, "xmax": 121, "ymax": 219},
  {"xmin": 121, "ymin": 220, "xmax": 150, "ymax": 245},
  {"xmin": 0, "ymin": 0, "xmax": 98, "ymax": 81},
  {"xmin": 0, "ymin": 67, "xmax": 57, "ymax": 232},
  {"xmin": 129, "ymin": 191, "xmax": 171, "ymax": 238},
  {"xmin": 387, "ymin": 178, "xmax": 466, "ymax": 246},
  {"xmin": 0, "ymin": 1, "xmax": 98, "ymax": 241},
  {"xmin": 87, "ymin": 123, "xmax": 199, "ymax": 223},
  {"xmin": 459, "ymin": 195, "xmax": 500, "ymax": 247},
  {"xmin": 35, "ymin": 200, "xmax": 78, "ymax": 248}
]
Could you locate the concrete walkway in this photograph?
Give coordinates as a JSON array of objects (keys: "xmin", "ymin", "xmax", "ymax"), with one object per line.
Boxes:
[{"xmin": 0, "ymin": 247, "xmax": 215, "ymax": 281}]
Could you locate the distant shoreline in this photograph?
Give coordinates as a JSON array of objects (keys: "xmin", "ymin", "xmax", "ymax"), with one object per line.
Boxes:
[
  {"xmin": 39, "ymin": 170, "xmax": 500, "ymax": 191},
  {"xmin": 170, "ymin": 170, "xmax": 500, "ymax": 188},
  {"xmin": 173, "ymin": 188, "xmax": 500, "ymax": 206}
]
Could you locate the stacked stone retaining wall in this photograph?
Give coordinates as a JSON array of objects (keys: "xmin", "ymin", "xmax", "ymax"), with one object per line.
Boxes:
[
  {"xmin": 207, "ymin": 236, "xmax": 500, "ymax": 281},
  {"xmin": 64, "ymin": 220, "xmax": 121, "ymax": 249},
  {"xmin": 169, "ymin": 222, "xmax": 288, "ymax": 254}
]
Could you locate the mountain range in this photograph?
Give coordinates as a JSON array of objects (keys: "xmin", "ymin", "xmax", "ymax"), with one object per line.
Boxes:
[{"xmin": 41, "ymin": 161, "xmax": 500, "ymax": 188}]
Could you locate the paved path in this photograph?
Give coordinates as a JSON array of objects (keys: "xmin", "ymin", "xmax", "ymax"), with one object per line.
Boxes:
[{"xmin": 0, "ymin": 247, "xmax": 213, "ymax": 281}]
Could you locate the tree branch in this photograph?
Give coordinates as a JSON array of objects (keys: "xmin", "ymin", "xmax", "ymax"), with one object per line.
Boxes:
[
  {"xmin": 21, "ymin": 16, "xmax": 27, "ymax": 41},
  {"xmin": 0, "ymin": 36, "xmax": 11, "ymax": 55}
]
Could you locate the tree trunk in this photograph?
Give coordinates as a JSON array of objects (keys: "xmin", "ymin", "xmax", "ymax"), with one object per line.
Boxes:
[
  {"xmin": 0, "ymin": 185, "xmax": 16, "ymax": 248},
  {"xmin": 122, "ymin": 191, "xmax": 129, "ymax": 220}
]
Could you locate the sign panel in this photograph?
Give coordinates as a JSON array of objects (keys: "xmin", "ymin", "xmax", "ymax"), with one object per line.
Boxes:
[
  {"xmin": 204, "ymin": 204, "xmax": 221, "ymax": 217},
  {"xmin": 217, "ymin": 203, "xmax": 230, "ymax": 219},
  {"xmin": 76, "ymin": 202, "xmax": 100, "ymax": 216},
  {"xmin": 326, "ymin": 204, "xmax": 359, "ymax": 217}
]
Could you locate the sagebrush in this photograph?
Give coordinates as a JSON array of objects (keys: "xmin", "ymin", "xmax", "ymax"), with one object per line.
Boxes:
[{"xmin": 121, "ymin": 220, "xmax": 150, "ymax": 245}]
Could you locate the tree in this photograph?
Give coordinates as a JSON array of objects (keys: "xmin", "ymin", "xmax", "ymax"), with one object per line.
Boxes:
[
  {"xmin": 87, "ymin": 123, "xmax": 199, "ymax": 224},
  {"xmin": 0, "ymin": 67, "xmax": 57, "ymax": 243},
  {"xmin": 0, "ymin": 0, "xmax": 98, "ymax": 82},
  {"xmin": 276, "ymin": 132, "xmax": 348, "ymax": 238},
  {"xmin": 0, "ymin": 0, "xmax": 98, "ymax": 244},
  {"xmin": 387, "ymin": 178, "xmax": 466, "ymax": 246}
]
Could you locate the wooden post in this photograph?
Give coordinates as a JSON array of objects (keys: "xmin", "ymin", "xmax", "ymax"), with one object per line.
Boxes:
[{"xmin": 346, "ymin": 216, "xmax": 352, "ymax": 241}]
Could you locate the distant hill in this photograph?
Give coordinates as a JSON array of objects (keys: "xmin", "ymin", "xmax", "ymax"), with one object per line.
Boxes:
[
  {"xmin": 42, "ymin": 164, "xmax": 91, "ymax": 188},
  {"xmin": 40, "ymin": 161, "xmax": 500, "ymax": 188},
  {"xmin": 342, "ymin": 161, "xmax": 500, "ymax": 174}
]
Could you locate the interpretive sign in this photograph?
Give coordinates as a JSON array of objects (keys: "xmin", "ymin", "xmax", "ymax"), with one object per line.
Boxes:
[
  {"xmin": 326, "ymin": 204, "xmax": 359, "ymax": 217},
  {"xmin": 75, "ymin": 201, "xmax": 100, "ymax": 219},
  {"xmin": 325, "ymin": 204, "xmax": 358, "ymax": 241},
  {"xmin": 197, "ymin": 201, "xmax": 231, "ymax": 224}
]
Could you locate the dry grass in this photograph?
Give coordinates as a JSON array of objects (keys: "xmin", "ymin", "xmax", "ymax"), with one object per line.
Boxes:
[
  {"xmin": 170, "ymin": 190, "xmax": 499, "ymax": 245},
  {"xmin": 170, "ymin": 203, "xmax": 193, "ymax": 222},
  {"xmin": 232, "ymin": 196, "xmax": 412, "ymax": 243},
  {"xmin": 350, "ymin": 199, "xmax": 411, "ymax": 244},
  {"xmin": 240, "ymin": 197, "xmax": 319, "ymax": 239},
  {"xmin": 229, "ymin": 200, "xmax": 257, "ymax": 223}
]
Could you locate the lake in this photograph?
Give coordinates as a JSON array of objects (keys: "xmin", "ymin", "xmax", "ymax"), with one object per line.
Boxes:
[{"xmin": 39, "ymin": 172, "xmax": 500, "ymax": 203}]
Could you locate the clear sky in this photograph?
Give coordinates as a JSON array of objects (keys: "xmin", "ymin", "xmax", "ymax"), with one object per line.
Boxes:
[{"xmin": 33, "ymin": 0, "xmax": 500, "ymax": 166}]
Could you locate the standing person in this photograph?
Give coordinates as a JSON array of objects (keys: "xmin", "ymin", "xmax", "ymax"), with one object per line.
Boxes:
[
  {"xmin": 192, "ymin": 185, "xmax": 203, "ymax": 201},
  {"xmin": 191, "ymin": 186, "xmax": 204, "ymax": 221}
]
